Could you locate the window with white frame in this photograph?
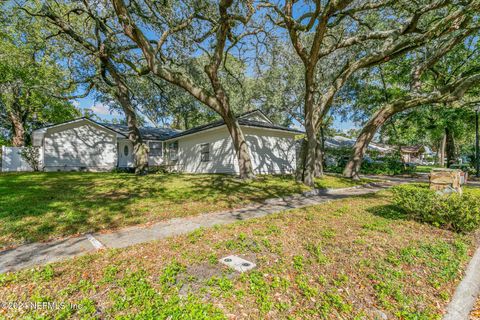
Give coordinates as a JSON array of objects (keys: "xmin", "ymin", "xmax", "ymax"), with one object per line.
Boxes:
[
  {"xmin": 200, "ymin": 143, "xmax": 210, "ymax": 162},
  {"xmin": 168, "ymin": 141, "xmax": 178, "ymax": 161},
  {"xmin": 149, "ymin": 142, "xmax": 162, "ymax": 157}
]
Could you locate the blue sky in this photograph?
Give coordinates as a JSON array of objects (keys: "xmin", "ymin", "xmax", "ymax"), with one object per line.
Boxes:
[
  {"xmin": 75, "ymin": 96, "xmax": 121, "ymax": 121},
  {"xmin": 334, "ymin": 118, "xmax": 357, "ymax": 131}
]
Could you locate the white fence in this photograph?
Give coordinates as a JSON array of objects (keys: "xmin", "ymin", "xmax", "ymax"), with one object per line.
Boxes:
[{"xmin": 0, "ymin": 146, "xmax": 43, "ymax": 172}]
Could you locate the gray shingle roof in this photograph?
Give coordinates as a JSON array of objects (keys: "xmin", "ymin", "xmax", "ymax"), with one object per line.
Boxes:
[
  {"xmin": 101, "ymin": 123, "xmax": 181, "ymax": 141},
  {"xmin": 168, "ymin": 116, "xmax": 303, "ymax": 140},
  {"xmin": 102, "ymin": 110, "xmax": 303, "ymax": 141},
  {"xmin": 34, "ymin": 110, "xmax": 302, "ymax": 142},
  {"xmin": 325, "ymin": 136, "xmax": 392, "ymax": 153},
  {"xmin": 239, "ymin": 119, "xmax": 304, "ymax": 133}
]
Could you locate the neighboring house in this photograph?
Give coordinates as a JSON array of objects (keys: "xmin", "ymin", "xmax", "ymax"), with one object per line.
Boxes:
[
  {"xmin": 400, "ymin": 146, "xmax": 427, "ymax": 163},
  {"xmin": 322, "ymin": 135, "xmax": 394, "ymax": 167},
  {"xmin": 4, "ymin": 110, "xmax": 300, "ymax": 174},
  {"xmin": 324, "ymin": 136, "xmax": 393, "ymax": 154},
  {"xmin": 323, "ymin": 136, "xmax": 436, "ymax": 166},
  {"xmin": 325, "ymin": 136, "xmax": 433, "ymax": 162}
]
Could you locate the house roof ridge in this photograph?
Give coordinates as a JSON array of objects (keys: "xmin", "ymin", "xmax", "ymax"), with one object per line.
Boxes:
[
  {"xmin": 100, "ymin": 122, "xmax": 183, "ymax": 131},
  {"xmin": 32, "ymin": 110, "xmax": 302, "ymax": 142}
]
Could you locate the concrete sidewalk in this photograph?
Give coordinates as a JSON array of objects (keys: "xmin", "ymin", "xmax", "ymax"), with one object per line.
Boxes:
[
  {"xmin": 443, "ymin": 241, "xmax": 480, "ymax": 320},
  {"xmin": 0, "ymin": 181, "xmax": 398, "ymax": 274}
]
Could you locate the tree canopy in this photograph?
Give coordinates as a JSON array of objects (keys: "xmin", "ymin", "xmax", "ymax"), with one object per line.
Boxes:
[
  {"xmin": 1, "ymin": 0, "xmax": 479, "ymax": 181},
  {"xmin": 0, "ymin": 4, "xmax": 79, "ymax": 146}
]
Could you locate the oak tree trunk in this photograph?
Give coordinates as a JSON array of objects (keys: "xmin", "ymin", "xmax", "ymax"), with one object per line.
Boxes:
[
  {"xmin": 343, "ymin": 107, "xmax": 394, "ymax": 179},
  {"xmin": 109, "ymin": 67, "xmax": 149, "ymax": 175},
  {"xmin": 296, "ymin": 139, "xmax": 308, "ymax": 182},
  {"xmin": 223, "ymin": 110, "xmax": 254, "ymax": 179},
  {"xmin": 302, "ymin": 78, "xmax": 318, "ymax": 186},
  {"xmin": 314, "ymin": 126, "xmax": 325, "ymax": 178},
  {"xmin": 205, "ymin": 63, "xmax": 255, "ymax": 179},
  {"xmin": 8, "ymin": 109, "xmax": 26, "ymax": 147},
  {"xmin": 303, "ymin": 123, "xmax": 318, "ymax": 187},
  {"xmin": 314, "ymin": 142, "xmax": 324, "ymax": 178},
  {"xmin": 115, "ymin": 93, "xmax": 148, "ymax": 175},
  {"xmin": 439, "ymin": 134, "xmax": 447, "ymax": 167},
  {"xmin": 445, "ymin": 127, "xmax": 456, "ymax": 168}
]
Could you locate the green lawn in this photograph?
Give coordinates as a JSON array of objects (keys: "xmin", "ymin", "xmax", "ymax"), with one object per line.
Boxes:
[
  {"xmin": 315, "ymin": 174, "xmax": 375, "ymax": 189},
  {"xmin": 416, "ymin": 165, "xmax": 441, "ymax": 173},
  {"xmin": 0, "ymin": 191, "xmax": 474, "ymax": 319},
  {"xmin": 0, "ymin": 172, "xmax": 371, "ymax": 249}
]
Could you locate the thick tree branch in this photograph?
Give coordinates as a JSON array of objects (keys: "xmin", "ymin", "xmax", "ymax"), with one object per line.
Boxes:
[{"xmin": 111, "ymin": 0, "xmax": 222, "ymax": 113}]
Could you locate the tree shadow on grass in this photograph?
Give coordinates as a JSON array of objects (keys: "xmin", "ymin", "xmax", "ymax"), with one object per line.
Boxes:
[
  {"xmin": 366, "ymin": 204, "xmax": 408, "ymax": 221},
  {"xmin": 0, "ymin": 172, "xmax": 170, "ymax": 246},
  {"xmin": 188, "ymin": 174, "xmax": 306, "ymax": 206},
  {"xmin": 0, "ymin": 172, "xmax": 308, "ymax": 247}
]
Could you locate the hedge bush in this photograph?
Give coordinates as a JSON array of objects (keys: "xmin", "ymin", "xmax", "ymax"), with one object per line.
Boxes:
[
  {"xmin": 392, "ymin": 184, "xmax": 480, "ymax": 233},
  {"xmin": 361, "ymin": 157, "xmax": 406, "ymax": 175}
]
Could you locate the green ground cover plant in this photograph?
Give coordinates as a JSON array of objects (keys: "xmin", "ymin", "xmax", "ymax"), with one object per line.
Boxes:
[{"xmin": 0, "ymin": 191, "xmax": 475, "ymax": 319}]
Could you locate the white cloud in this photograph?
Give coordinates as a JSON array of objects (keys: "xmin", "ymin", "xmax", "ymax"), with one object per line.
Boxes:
[{"xmin": 89, "ymin": 103, "xmax": 121, "ymax": 117}]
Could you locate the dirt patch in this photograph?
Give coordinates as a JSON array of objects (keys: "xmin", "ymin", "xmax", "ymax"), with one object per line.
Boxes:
[{"xmin": 471, "ymin": 297, "xmax": 480, "ymax": 319}]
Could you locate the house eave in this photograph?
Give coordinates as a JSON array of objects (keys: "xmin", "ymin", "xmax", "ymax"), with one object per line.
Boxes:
[
  {"xmin": 32, "ymin": 117, "xmax": 128, "ymax": 138},
  {"xmin": 163, "ymin": 123, "xmax": 302, "ymax": 142}
]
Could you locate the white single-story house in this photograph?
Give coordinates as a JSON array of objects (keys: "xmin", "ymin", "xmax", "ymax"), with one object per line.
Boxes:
[{"xmin": 14, "ymin": 110, "xmax": 301, "ymax": 174}]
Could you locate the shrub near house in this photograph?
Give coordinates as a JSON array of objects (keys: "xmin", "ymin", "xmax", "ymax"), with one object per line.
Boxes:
[
  {"xmin": 393, "ymin": 184, "xmax": 480, "ymax": 233},
  {"xmin": 326, "ymin": 151, "xmax": 415, "ymax": 175}
]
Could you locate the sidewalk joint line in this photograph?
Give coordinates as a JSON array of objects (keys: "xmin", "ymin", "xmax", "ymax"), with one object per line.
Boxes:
[{"xmin": 86, "ymin": 233, "xmax": 106, "ymax": 250}]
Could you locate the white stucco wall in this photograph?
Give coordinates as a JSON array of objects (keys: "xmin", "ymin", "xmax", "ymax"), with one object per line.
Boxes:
[
  {"xmin": 244, "ymin": 127, "xmax": 297, "ymax": 174},
  {"xmin": 148, "ymin": 154, "xmax": 164, "ymax": 166},
  {"xmin": 43, "ymin": 120, "xmax": 117, "ymax": 172},
  {"xmin": 1, "ymin": 146, "xmax": 43, "ymax": 172},
  {"xmin": 174, "ymin": 127, "xmax": 238, "ymax": 174},
  {"xmin": 172, "ymin": 126, "xmax": 297, "ymax": 174}
]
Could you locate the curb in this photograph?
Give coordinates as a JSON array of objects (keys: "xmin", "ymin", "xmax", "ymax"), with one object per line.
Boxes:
[{"xmin": 444, "ymin": 242, "xmax": 480, "ymax": 320}]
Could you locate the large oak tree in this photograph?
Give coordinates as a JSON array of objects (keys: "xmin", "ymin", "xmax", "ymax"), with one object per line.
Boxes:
[
  {"xmin": 110, "ymin": 0, "xmax": 260, "ymax": 179},
  {"xmin": 263, "ymin": 0, "xmax": 480, "ymax": 185},
  {"xmin": 22, "ymin": 1, "xmax": 153, "ymax": 173},
  {"xmin": 343, "ymin": 27, "xmax": 480, "ymax": 178},
  {"xmin": 0, "ymin": 4, "xmax": 79, "ymax": 146}
]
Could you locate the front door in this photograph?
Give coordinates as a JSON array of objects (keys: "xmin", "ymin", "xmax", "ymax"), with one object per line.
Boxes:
[{"xmin": 118, "ymin": 141, "xmax": 134, "ymax": 168}]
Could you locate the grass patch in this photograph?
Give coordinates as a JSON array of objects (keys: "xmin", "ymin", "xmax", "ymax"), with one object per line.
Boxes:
[
  {"xmin": 0, "ymin": 172, "xmax": 369, "ymax": 249},
  {"xmin": 0, "ymin": 191, "xmax": 475, "ymax": 319},
  {"xmin": 416, "ymin": 165, "xmax": 441, "ymax": 173},
  {"xmin": 315, "ymin": 175, "xmax": 374, "ymax": 189}
]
